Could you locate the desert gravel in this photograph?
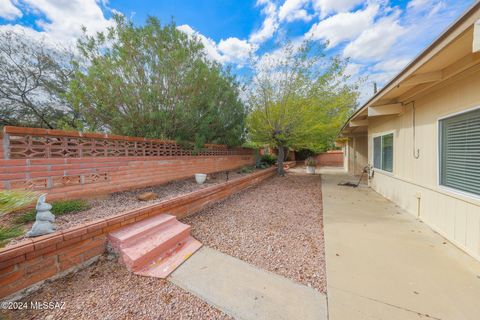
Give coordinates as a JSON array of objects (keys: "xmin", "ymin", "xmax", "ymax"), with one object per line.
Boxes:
[
  {"xmin": 183, "ymin": 169, "xmax": 327, "ymax": 293},
  {"xmin": 6, "ymin": 170, "xmax": 252, "ymax": 247},
  {"xmin": 0, "ymin": 255, "xmax": 232, "ymax": 320}
]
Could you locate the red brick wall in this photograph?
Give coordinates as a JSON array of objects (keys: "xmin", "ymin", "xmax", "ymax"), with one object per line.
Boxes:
[
  {"xmin": 0, "ymin": 163, "xmax": 297, "ymax": 299},
  {"xmin": 1, "ymin": 127, "xmax": 255, "ymax": 201},
  {"xmin": 316, "ymin": 151, "xmax": 343, "ymax": 167}
]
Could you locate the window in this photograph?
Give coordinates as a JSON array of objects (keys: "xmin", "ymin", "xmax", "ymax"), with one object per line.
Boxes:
[
  {"xmin": 373, "ymin": 133, "xmax": 393, "ymax": 172},
  {"xmin": 439, "ymin": 108, "xmax": 480, "ymax": 197}
]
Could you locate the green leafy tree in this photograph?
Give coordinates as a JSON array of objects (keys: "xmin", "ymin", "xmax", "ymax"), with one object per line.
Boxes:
[
  {"xmin": 0, "ymin": 30, "xmax": 81, "ymax": 129},
  {"xmin": 69, "ymin": 15, "xmax": 246, "ymax": 147},
  {"xmin": 247, "ymin": 41, "xmax": 359, "ymax": 175}
]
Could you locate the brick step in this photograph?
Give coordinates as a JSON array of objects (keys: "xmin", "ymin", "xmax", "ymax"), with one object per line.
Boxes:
[
  {"xmin": 136, "ymin": 236, "xmax": 202, "ymax": 278},
  {"xmin": 108, "ymin": 214, "xmax": 176, "ymax": 250},
  {"xmin": 108, "ymin": 214, "xmax": 202, "ymax": 277}
]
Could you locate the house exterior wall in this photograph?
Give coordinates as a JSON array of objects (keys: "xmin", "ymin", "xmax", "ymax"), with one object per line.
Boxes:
[
  {"xmin": 345, "ymin": 135, "xmax": 368, "ymax": 175},
  {"xmin": 368, "ymin": 70, "xmax": 480, "ymax": 261}
]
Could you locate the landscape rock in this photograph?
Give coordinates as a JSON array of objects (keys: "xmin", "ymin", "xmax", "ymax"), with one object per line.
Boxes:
[{"xmin": 137, "ymin": 192, "xmax": 157, "ymax": 201}]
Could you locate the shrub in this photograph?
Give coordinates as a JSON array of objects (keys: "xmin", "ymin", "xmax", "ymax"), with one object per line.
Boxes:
[
  {"xmin": 0, "ymin": 225, "xmax": 24, "ymax": 247},
  {"xmin": 238, "ymin": 166, "xmax": 254, "ymax": 174},
  {"xmin": 51, "ymin": 199, "xmax": 90, "ymax": 216},
  {"xmin": 14, "ymin": 210, "xmax": 37, "ymax": 224},
  {"xmin": 14, "ymin": 199, "xmax": 90, "ymax": 225},
  {"xmin": 305, "ymin": 156, "xmax": 317, "ymax": 167},
  {"xmin": 0, "ymin": 190, "xmax": 39, "ymax": 216},
  {"xmin": 261, "ymin": 154, "xmax": 277, "ymax": 166}
]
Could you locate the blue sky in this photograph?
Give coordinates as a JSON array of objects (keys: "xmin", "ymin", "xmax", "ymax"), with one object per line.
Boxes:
[{"xmin": 0, "ymin": 0, "xmax": 475, "ymax": 102}]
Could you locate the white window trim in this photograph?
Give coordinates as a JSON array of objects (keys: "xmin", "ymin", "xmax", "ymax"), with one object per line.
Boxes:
[
  {"xmin": 436, "ymin": 104, "xmax": 480, "ymax": 201},
  {"xmin": 371, "ymin": 130, "xmax": 395, "ymax": 175}
]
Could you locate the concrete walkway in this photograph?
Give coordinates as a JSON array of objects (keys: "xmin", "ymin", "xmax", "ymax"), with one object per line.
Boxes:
[
  {"xmin": 322, "ymin": 169, "xmax": 480, "ymax": 320},
  {"xmin": 170, "ymin": 246, "xmax": 327, "ymax": 320}
]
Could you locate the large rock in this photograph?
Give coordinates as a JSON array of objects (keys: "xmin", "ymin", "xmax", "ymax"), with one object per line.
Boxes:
[{"xmin": 138, "ymin": 192, "xmax": 157, "ymax": 201}]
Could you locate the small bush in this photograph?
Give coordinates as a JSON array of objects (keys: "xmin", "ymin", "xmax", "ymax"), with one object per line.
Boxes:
[
  {"xmin": 305, "ymin": 156, "xmax": 317, "ymax": 167},
  {"xmin": 0, "ymin": 190, "xmax": 39, "ymax": 216},
  {"xmin": 0, "ymin": 225, "xmax": 24, "ymax": 247},
  {"xmin": 14, "ymin": 210, "xmax": 37, "ymax": 224},
  {"xmin": 51, "ymin": 199, "xmax": 90, "ymax": 216},
  {"xmin": 256, "ymin": 162, "xmax": 270, "ymax": 169},
  {"xmin": 261, "ymin": 154, "xmax": 277, "ymax": 165},
  {"xmin": 238, "ymin": 166, "xmax": 255, "ymax": 174},
  {"xmin": 14, "ymin": 199, "xmax": 90, "ymax": 225}
]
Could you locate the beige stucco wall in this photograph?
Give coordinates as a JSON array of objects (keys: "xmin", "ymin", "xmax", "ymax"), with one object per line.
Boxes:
[
  {"xmin": 368, "ymin": 70, "xmax": 480, "ymax": 261},
  {"xmin": 345, "ymin": 135, "xmax": 368, "ymax": 176}
]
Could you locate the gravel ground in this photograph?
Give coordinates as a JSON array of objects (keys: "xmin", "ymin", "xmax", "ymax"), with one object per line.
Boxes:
[
  {"xmin": 0, "ymin": 255, "xmax": 232, "ymax": 320},
  {"xmin": 5, "ymin": 169, "xmax": 256, "ymax": 247},
  {"xmin": 183, "ymin": 169, "xmax": 327, "ymax": 293}
]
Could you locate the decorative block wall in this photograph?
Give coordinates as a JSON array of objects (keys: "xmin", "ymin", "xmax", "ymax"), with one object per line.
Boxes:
[{"xmin": 0, "ymin": 127, "xmax": 255, "ymax": 201}]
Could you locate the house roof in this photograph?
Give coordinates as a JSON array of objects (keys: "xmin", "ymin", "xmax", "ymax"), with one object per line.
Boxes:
[{"xmin": 339, "ymin": 1, "xmax": 480, "ymax": 137}]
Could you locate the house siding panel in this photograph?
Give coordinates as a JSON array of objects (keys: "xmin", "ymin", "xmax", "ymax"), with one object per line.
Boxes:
[{"xmin": 368, "ymin": 70, "xmax": 480, "ymax": 261}]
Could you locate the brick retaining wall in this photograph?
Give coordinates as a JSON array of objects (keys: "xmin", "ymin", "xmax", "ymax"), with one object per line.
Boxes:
[
  {"xmin": 316, "ymin": 151, "xmax": 343, "ymax": 167},
  {"xmin": 0, "ymin": 163, "xmax": 295, "ymax": 300}
]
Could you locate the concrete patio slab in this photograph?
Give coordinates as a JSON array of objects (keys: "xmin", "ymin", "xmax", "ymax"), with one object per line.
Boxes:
[
  {"xmin": 322, "ymin": 169, "xmax": 480, "ymax": 320},
  {"xmin": 170, "ymin": 246, "xmax": 327, "ymax": 320}
]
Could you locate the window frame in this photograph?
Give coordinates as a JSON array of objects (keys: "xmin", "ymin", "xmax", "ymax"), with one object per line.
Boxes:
[
  {"xmin": 437, "ymin": 105, "xmax": 480, "ymax": 200},
  {"xmin": 371, "ymin": 131, "xmax": 395, "ymax": 174}
]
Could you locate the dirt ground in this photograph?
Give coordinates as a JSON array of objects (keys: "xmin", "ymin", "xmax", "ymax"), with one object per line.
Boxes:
[
  {"xmin": 0, "ymin": 255, "xmax": 232, "ymax": 320},
  {"xmin": 1, "ymin": 169, "xmax": 326, "ymax": 319}
]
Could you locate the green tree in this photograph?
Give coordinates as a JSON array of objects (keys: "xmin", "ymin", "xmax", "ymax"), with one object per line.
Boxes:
[
  {"xmin": 246, "ymin": 41, "xmax": 359, "ymax": 175},
  {"xmin": 69, "ymin": 15, "xmax": 246, "ymax": 147},
  {"xmin": 0, "ymin": 30, "xmax": 81, "ymax": 129}
]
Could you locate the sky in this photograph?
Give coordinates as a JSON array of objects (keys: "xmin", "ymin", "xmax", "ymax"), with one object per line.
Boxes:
[{"xmin": 0, "ymin": 0, "xmax": 475, "ymax": 103}]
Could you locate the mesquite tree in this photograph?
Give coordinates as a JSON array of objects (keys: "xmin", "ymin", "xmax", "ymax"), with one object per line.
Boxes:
[
  {"xmin": 69, "ymin": 15, "xmax": 246, "ymax": 147},
  {"xmin": 247, "ymin": 42, "xmax": 359, "ymax": 175},
  {"xmin": 0, "ymin": 30, "xmax": 80, "ymax": 129}
]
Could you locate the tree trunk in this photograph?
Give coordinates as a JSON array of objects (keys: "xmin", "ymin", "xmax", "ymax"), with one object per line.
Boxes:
[{"xmin": 277, "ymin": 145, "xmax": 285, "ymax": 176}]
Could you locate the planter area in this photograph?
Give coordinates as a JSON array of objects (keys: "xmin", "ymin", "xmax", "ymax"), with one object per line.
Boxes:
[
  {"xmin": 3, "ymin": 169, "xmax": 256, "ymax": 247},
  {"xmin": 0, "ymin": 166, "xmax": 284, "ymax": 300}
]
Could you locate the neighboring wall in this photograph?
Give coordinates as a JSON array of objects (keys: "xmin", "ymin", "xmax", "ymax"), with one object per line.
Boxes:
[
  {"xmin": 368, "ymin": 69, "xmax": 480, "ymax": 261},
  {"xmin": 0, "ymin": 127, "xmax": 255, "ymax": 201},
  {"xmin": 316, "ymin": 151, "xmax": 343, "ymax": 167}
]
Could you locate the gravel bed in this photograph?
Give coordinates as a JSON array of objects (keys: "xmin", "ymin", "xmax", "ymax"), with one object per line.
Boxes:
[
  {"xmin": 5, "ymin": 169, "xmax": 257, "ymax": 247},
  {"xmin": 0, "ymin": 255, "xmax": 232, "ymax": 320},
  {"xmin": 183, "ymin": 169, "xmax": 327, "ymax": 293}
]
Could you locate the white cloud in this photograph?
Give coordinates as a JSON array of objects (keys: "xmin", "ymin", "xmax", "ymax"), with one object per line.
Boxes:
[
  {"xmin": 343, "ymin": 14, "xmax": 406, "ymax": 61},
  {"xmin": 407, "ymin": 0, "xmax": 430, "ymax": 10},
  {"xmin": 306, "ymin": 4, "xmax": 378, "ymax": 47},
  {"xmin": 278, "ymin": 0, "xmax": 312, "ymax": 23},
  {"xmin": 0, "ymin": 0, "xmax": 22, "ymax": 20},
  {"xmin": 177, "ymin": 24, "xmax": 226, "ymax": 63},
  {"xmin": 344, "ymin": 63, "xmax": 362, "ymax": 77},
  {"xmin": 249, "ymin": 0, "xmax": 279, "ymax": 45},
  {"xmin": 21, "ymin": 0, "xmax": 115, "ymax": 43},
  {"xmin": 218, "ymin": 37, "xmax": 253, "ymax": 65},
  {"xmin": 178, "ymin": 25, "xmax": 253, "ymax": 66},
  {"xmin": 312, "ymin": 0, "xmax": 364, "ymax": 17},
  {"xmin": 0, "ymin": 0, "xmax": 115, "ymax": 47},
  {"xmin": 372, "ymin": 58, "xmax": 410, "ymax": 73}
]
